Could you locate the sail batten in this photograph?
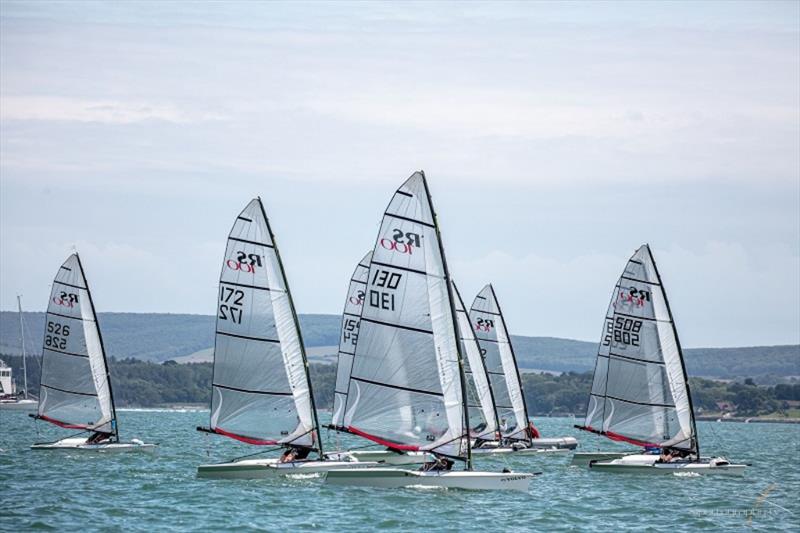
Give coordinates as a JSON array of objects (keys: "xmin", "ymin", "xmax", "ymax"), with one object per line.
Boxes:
[
  {"xmin": 581, "ymin": 244, "xmax": 696, "ymax": 454},
  {"xmin": 470, "ymin": 285, "xmax": 530, "ymax": 443},
  {"xmin": 36, "ymin": 253, "xmax": 115, "ymax": 434},
  {"xmin": 208, "ymin": 198, "xmax": 318, "ymax": 451},
  {"xmin": 341, "ymin": 172, "xmax": 468, "ymax": 459}
]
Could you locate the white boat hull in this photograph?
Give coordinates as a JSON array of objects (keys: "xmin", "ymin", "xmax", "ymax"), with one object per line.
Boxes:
[
  {"xmin": 0, "ymin": 399, "xmax": 38, "ymax": 411},
  {"xmin": 570, "ymin": 451, "xmax": 632, "ymax": 466},
  {"xmin": 31, "ymin": 437, "xmax": 157, "ymax": 453},
  {"xmin": 327, "ymin": 450, "xmax": 433, "ymax": 465},
  {"xmin": 529, "ymin": 437, "xmax": 578, "ymax": 450},
  {"xmin": 588, "ymin": 454, "xmax": 747, "ymax": 475},
  {"xmin": 196, "ymin": 458, "xmax": 380, "ymax": 479},
  {"xmin": 325, "ymin": 467, "xmax": 536, "ymax": 491},
  {"xmin": 473, "ymin": 446, "xmax": 571, "ymax": 456}
]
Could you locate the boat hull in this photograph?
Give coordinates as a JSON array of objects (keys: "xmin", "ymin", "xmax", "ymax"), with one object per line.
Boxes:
[
  {"xmin": 196, "ymin": 459, "xmax": 380, "ymax": 479},
  {"xmin": 588, "ymin": 454, "xmax": 747, "ymax": 475},
  {"xmin": 473, "ymin": 446, "xmax": 571, "ymax": 456},
  {"xmin": 0, "ymin": 399, "xmax": 38, "ymax": 411},
  {"xmin": 327, "ymin": 450, "xmax": 432, "ymax": 465},
  {"xmin": 325, "ymin": 468, "xmax": 535, "ymax": 491},
  {"xmin": 570, "ymin": 451, "xmax": 632, "ymax": 466},
  {"xmin": 31, "ymin": 437, "xmax": 156, "ymax": 453}
]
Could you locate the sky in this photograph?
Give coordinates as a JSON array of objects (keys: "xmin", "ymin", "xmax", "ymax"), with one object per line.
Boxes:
[{"xmin": 1, "ymin": 1, "xmax": 798, "ymax": 347}]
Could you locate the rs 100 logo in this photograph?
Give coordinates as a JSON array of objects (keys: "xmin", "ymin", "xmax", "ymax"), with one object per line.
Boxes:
[
  {"xmin": 53, "ymin": 291, "xmax": 78, "ymax": 308},
  {"xmin": 618, "ymin": 287, "xmax": 651, "ymax": 308},
  {"xmin": 227, "ymin": 251, "xmax": 263, "ymax": 273},
  {"xmin": 475, "ymin": 317, "xmax": 494, "ymax": 332},
  {"xmin": 380, "ymin": 229, "xmax": 422, "ymax": 255}
]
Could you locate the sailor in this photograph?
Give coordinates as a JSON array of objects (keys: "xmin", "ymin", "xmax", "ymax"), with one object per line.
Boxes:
[
  {"xmin": 86, "ymin": 431, "xmax": 112, "ymax": 444},
  {"xmin": 420, "ymin": 456, "xmax": 454, "ymax": 472},
  {"xmin": 657, "ymin": 448, "xmax": 675, "ymax": 463},
  {"xmin": 527, "ymin": 421, "xmax": 541, "ymax": 440},
  {"xmin": 279, "ymin": 446, "xmax": 310, "ymax": 463}
]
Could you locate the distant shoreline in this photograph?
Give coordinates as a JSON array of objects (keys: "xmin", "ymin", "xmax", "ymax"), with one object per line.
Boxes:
[{"xmin": 696, "ymin": 415, "xmax": 800, "ymax": 425}]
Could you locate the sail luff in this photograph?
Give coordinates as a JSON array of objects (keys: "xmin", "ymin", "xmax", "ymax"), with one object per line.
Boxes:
[
  {"xmin": 258, "ymin": 198, "xmax": 323, "ymax": 458},
  {"xmin": 422, "ymin": 174, "xmax": 471, "ymax": 469},
  {"xmin": 75, "ymin": 253, "xmax": 117, "ymax": 441},
  {"xmin": 646, "ymin": 245, "xmax": 698, "ymax": 457},
  {"xmin": 489, "ymin": 284, "xmax": 531, "ymax": 445}
]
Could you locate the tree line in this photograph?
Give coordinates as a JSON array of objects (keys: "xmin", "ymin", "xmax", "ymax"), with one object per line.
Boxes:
[{"xmin": 4, "ymin": 354, "xmax": 797, "ymax": 416}]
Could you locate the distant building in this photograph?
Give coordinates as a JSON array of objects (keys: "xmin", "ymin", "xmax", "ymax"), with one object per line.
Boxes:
[{"xmin": 715, "ymin": 401, "xmax": 736, "ymax": 412}]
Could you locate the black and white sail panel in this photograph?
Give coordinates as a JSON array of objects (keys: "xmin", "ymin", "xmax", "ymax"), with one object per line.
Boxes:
[
  {"xmin": 342, "ymin": 172, "xmax": 466, "ymax": 457},
  {"xmin": 453, "ymin": 282, "xmax": 497, "ymax": 441},
  {"xmin": 470, "ymin": 285, "xmax": 528, "ymax": 442},
  {"xmin": 331, "ymin": 251, "xmax": 371, "ymax": 429},
  {"xmin": 583, "ymin": 244, "xmax": 694, "ymax": 452},
  {"xmin": 37, "ymin": 254, "xmax": 113, "ymax": 431},
  {"xmin": 209, "ymin": 198, "xmax": 315, "ymax": 448}
]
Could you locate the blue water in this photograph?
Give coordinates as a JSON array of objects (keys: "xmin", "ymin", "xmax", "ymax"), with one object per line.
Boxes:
[{"xmin": 1, "ymin": 411, "xmax": 798, "ymax": 531}]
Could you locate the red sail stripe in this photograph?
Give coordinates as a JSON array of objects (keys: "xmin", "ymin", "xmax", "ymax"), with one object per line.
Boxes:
[
  {"xmin": 213, "ymin": 427, "xmax": 279, "ymax": 445},
  {"xmin": 347, "ymin": 426, "xmax": 421, "ymax": 451}
]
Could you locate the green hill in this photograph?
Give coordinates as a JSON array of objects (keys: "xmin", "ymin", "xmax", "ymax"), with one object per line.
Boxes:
[{"xmin": 1, "ymin": 311, "xmax": 797, "ymax": 380}]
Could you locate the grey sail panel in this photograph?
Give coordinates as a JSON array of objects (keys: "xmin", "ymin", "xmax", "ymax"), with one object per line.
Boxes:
[
  {"xmin": 37, "ymin": 254, "xmax": 113, "ymax": 432},
  {"xmin": 582, "ymin": 244, "xmax": 695, "ymax": 452},
  {"xmin": 453, "ymin": 282, "xmax": 498, "ymax": 440},
  {"xmin": 470, "ymin": 285, "xmax": 529, "ymax": 442},
  {"xmin": 342, "ymin": 172, "xmax": 467, "ymax": 458},
  {"xmin": 209, "ymin": 199, "xmax": 316, "ymax": 448},
  {"xmin": 331, "ymin": 251, "xmax": 372, "ymax": 429}
]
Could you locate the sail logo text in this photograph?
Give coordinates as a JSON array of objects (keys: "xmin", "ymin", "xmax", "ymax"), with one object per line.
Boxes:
[
  {"xmin": 618, "ymin": 287, "xmax": 650, "ymax": 308},
  {"xmin": 53, "ymin": 291, "xmax": 79, "ymax": 308},
  {"xmin": 475, "ymin": 317, "xmax": 494, "ymax": 332},
  {"xmin": 349, "ymin": 290, "xmax": 365, "ymax": 306},
  {"xmin": 226, "ymin": 251, "xmax": 263, "ymax": 273},
  {"xmin": 380, "ymin": 229, "xmax": 422, "ymax": 255}
]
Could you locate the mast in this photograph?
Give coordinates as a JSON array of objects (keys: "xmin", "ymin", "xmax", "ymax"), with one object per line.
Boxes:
[
  {"xmin": 489, "ymin": 284, "xmax": 532, "ymax": 446},
  {"xmin": 646, "ymin": 245, "xmax": 699, "ymax": 458},
  {"xmin": 258, "ymin": 198, "xmax": 324, "ymax": 459},
  {"xmin": 17, "ymin": 295, "xmax": 28, "ymax": 399},
  {"xmin": 421, "ymin": 173, "xmax": 472, "ymax": 470},
  {"xmin": 75, "ymin": 253, "xmax": 118, "ymax": 442}
]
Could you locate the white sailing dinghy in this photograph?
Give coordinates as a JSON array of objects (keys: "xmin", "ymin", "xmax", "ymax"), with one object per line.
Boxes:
[
  {"xmin": 0, "ymin": 297, "xmax": 38, "ymax": 411},
  {"xmin": 326, "ymin": 252, "xmax": 431, "ymax": 467},
  {"xmin": 469, "ymin": 285, "xmax": 577, "ymax": 455},
  {"xmin": 196, "ymin": 198, "xmax": 376, "ymax": 479},
  {"xmin": 30, "ymin": 253, "xmax": 155, "ymax": 453},
  {"xmin": 574, "ymin": 244, "xmax": 746, "ymax": 475},
  {"xmin": 325, "ymin": 171, "xmax": 535, "ymax": 491}
]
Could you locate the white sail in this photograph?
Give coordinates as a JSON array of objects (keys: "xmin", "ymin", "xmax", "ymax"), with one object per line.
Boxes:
[
  {"xmin": 208, "ymin": 198, "xmax": 318, "ymax": 450},
  {"xmin": 342, "ymin": 171, "xmax": 467, "ymax": 458},
  {"xmin": 37, "ymin": 254, "xmax": 114, "ymax": 432},
  {"xmin": 453, "ymin": 282, "xmax": 498, "ymax": 441},
  {"xmin": 330, "ymin": 251, "xmax": 372, "ymax": 429},
  {"xmin": 581, "ymin": 244, "xmax": 696, "ymax": 453},
  {"xmin": 470, "ymin": 285, "xmax": 529, "ymax": 442}
]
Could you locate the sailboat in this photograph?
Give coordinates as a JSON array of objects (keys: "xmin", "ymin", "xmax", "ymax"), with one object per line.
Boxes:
[
  {"xmin": 0, "ymin": 297, "xmax": 38, "ymax": 411},
  {"xmin": 573, "ymin": 244, "xmax": 746, "ymax": 474},
  {"xmin": 326, "ymin": 252, "xmax": 432, "ymax": 467},
  {"xmin": 196, "ymin": 198, "xmax": 376, "ymax": 479},
  {"xmin": 469, "ymin": 284, "xmax": 577, "ymax": 454},
  {"xmin": 30, "ymin": 253, "xmax": 155, "ymax": 452},
  {"xmin": 325, "ymin": 171, "xmax": 535, "ymax": 491}
]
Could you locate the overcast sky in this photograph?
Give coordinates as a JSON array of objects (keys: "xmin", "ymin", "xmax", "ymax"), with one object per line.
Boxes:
[{"xmin": 1, "ymin": 1, "xmax": 798, "ymax": 347}]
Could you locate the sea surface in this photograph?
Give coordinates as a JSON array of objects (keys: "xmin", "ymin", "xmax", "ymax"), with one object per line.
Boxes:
[{"xmin": 1, "ymin": 411, "xmax": 798, "ymax": 531}]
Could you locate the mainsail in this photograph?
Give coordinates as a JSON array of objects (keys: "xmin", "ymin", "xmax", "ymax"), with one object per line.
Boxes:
[
  {"xmin": 470, "ymin": 284, "xmax": 530, "ymax": 443},
  {"xmin": 35, "ymin": 253, "xmax": 115, "ymax": 435},
  {"xmin": 341, "ymin": 171, "xmax": 470, "ymax": 460},
  {"xmin": 578, "ymin": 244, "xmax": 697, "ymax": 454},
  {"xmin": 204, "ymin": 198, "xmax": 321, "ymax": 453},
  {"xmin": 330, "ymin": 251, "xmax": 372, "ymax": 430},
  {"xmin": 453, "ymin": 282, "xmax": 498, "ymax": 441}
]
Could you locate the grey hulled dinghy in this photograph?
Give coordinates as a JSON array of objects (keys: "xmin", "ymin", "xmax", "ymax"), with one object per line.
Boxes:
[
  {"xmin": 324, "ymin": 171, "xmax": 535, "ymax": 491},
  {"xmin": 30, "ymin": 253, "xmax": 155, "ymax": 453},
  {"xmin": 573, "ymin": 244, "xmax": 746, "ymax": 475},
  {"xmin": 468, "ymin": 285, "xmax": 577, "ymax": 455},
  {"xmin": 196, "ymin": 198, "xmax": 377, "ymax": 479}
]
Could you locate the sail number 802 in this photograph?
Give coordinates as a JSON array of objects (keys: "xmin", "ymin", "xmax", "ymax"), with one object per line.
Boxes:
[{"xmin": 603, "ymin": 317, "xmax": 643, "ymax": 347}]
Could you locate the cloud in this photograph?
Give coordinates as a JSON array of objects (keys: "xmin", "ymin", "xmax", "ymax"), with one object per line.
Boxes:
[{"xmin": 0, "ymin": 96, "xmax": 226, "ymax": 124}]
